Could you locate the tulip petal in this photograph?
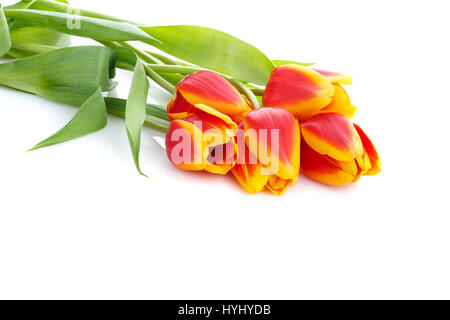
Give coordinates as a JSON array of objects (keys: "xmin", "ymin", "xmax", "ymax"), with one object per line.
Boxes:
[
  {"xmin": 231, "ymin": 160, "xmax": 270, "ymax": 194},
  {"xmin": 192, "ymin": 104, "xmax": 238, "ymax": 132},
  {"xmin": 205, "ymin": 140, "xmax": 238, "ymax": 174},
  {"xmin": 232, "ymin": 163, "xmax": 270, "ymax": 194},
  {"xmin": 354, "ymin": 124, "xmax": 381, "ymax": 175},
  {"xmin": 301, "ymin": 113, "xmax": 363, "ymax": 162},
  {"xmin": 301, "ymin": 143, "xmax": 357, "ymax": 186},
  {"xmin": 167, "ymin": 92, "xmax": 195, "ymax": 120},
  {"xmin": 166, "ymin": 109, "xmax": 238, "ymax": 174},
  {"xmin": 266, "ymin": 176, "xmax": 292, "ymax": 196},
  {"xmin": 165, "ymin": 119, "xmax": 205, "ymax": 172},
  {"xmin": 174, "ymin": 70, "xmax": 251, "ymax": 122},
  {"xmin": 356, "ymin": 152, "xmax": 372, "ymax": 175},
  {"xmin": 320, "ymin": 84, "xmax": 357, "ymax": 118},
  {"xmin": 244, "ymin": 108, "xmax": 300, "ymax": 181},
  {"xmin": 262, "ymin": 65, "xmax": 335, "ymax": 121},
  {"xmin": 313, "ymin": 69, "xmax": 352, "ymax": 85},
  {"xmin": 185, "ymin": 111, "xmax": 237, "ymax": 174},
  {"xmin": 232, "ymin": 126, "xmax": 270, "ymax": 193}
]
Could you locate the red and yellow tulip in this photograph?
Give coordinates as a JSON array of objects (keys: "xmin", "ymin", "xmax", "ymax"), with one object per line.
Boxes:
[
  {"xmin": 262, "ymin": 65, "xmax": 356, "ymax": 121},
  {"xmin": 231, "ymin": 108, "xmax": 300, "ymax": 195},
  {"xmin": 167, "ymin": 70, "xmax": 252, "ymax": 123},
  {"xmin": 165, "ymin": 104, "xmax": 238, "ymax": 174},
  {"xmin": 300, "ymin": 113, "xmax": 381, "ymax": 185}
]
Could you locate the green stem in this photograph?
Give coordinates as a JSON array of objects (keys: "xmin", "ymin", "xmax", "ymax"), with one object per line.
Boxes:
[
  {"xmin": 119, "ymin": 42, "xmax": 162, "ymax": 64},
  {"xmin": 144, "ymin": 64, "xmax": 204, "ymax": 75},
  {"xmin": 144, "ymin": 50, "xmax": 180, "ymax": 65},
  {"xmin": 119, "ymin": 42, "xmax": 175, "ymax": 94},
  {"xmin": 143, "ymin": 64, "xmax": 175, "ymax": 94},
  {"xmin": 228, "ymin": 79, "xmax": 261, "ymax": 109}
]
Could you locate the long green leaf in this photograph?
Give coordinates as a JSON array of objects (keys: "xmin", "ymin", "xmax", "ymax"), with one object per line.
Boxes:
[
  {"xmin": 0, "ymin": 5, "xmax": 12, "ymax": 56},
  {"xmin": 11, "ymin": 26, "xmax": 70, "ymax": 47},
  {"xmin": 0, "ymin": 46, "xmax": 116, "ymax": 102},
  {"xmin": 4, "ymin": 9, "xmax": 156, "ymax": 42},
  {"xmin": 29, "ymin": 86, "xmax": 108, "ymax": 150},
  {"xmin": 141, "ymin": 25, "xmax": 275, "ymax": 85},
  {"xmin": 125, "ymin": 60, "xmax": 150, "ymax": 176}
]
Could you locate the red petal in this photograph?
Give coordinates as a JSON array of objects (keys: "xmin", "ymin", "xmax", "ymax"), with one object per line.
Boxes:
[
  {"xmin": 301, "ymin": 113, "xmax": 363, "ymax": 161},
  {"xmin": 354, "ymin": 124, "xmax": 381, "ymax": 175},
  {"xmin": 172, "ymin": 70, "xmax": 251, "ymax": 122},
  {"xmin": 262, "ymin": 65, "xmax": 335, "ymax": 121}
]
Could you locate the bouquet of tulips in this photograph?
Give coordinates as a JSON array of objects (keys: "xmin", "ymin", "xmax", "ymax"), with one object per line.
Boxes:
[{"xmin": 0, "ymin": 0, "xmax": 380, "ymax": 195}]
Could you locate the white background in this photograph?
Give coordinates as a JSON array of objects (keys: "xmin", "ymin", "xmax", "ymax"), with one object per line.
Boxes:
[{"xmin": 1, "ymin": 0, "xmax": 449, "ymax": 299}]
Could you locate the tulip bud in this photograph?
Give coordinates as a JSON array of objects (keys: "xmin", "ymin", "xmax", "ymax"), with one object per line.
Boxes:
[
  {"xmin": 263, "ymin": 65, "xmax": 356, "ymax": 121},
  {"xmin": 167, "ymin": 70, "xmax": 252, "ymax": 123},
  {"xmin": 166, "ymin": 105, "xmax": 238, "ymax": 174},
  {"xmin": 231, "ymin": 108, "xmax": 300, "ymax": 195},
  {"xmin": 300, "ymin": 113, "xmax": 381, "ymax": 185}
]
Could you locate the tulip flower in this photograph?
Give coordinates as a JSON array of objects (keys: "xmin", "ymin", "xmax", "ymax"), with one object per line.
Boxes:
[
  {"xmin": 167, "ymin": 70, "xmax": 252, "ymax": 123},
  {"xmin": 262, "ymin": 64, "xmax": 357, "ymax": 121},
  {"xmin": 300, "ymin": 113, "xmax": 381, "ymax": 185},
  {"xmin": 165, "ymin": 104, "xmax": 238, "ymax": 174},
  {"xmin": 231, "ymin": 108, "xmax": 300, "ymax": 195}
]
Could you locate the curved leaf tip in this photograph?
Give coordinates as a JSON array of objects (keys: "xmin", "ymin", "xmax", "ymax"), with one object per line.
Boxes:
[
  {"xmin": 29, "ymin": 87, "xmax": 108, "ymax": 151},
  {"xmin": 125, "ymin": 60, "xmax": 150, "ymax": 177}
]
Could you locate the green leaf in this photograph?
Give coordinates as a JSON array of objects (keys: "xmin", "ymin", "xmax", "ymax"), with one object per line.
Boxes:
[
  {"xmin": 29, "ymin": 86, "xmax": 107, "ymax": 150},
  {"xmin": 0, "ymin": 46, "xmax": 116, "ymax": 103},
  {"xmin": 125, "ymin": 60, "xmax": 150, "ymax": 176},
  {"xmin": 141, "ymin": 25, "xmax": 275, "ymax": 85},
  {"xmin": 272, "ymin": 60, "xmax": 315, "ymax": 67},
  {"xmin": 0, "ymin": 46, "xmax": 116, "ymax": 149},
  {"xmin": 0, "ymin": 5, "xmax": 12, "ymax": 57},
  {"xmin": 11, "ymin": 26, "xmax": 70, "ymax": 47},
  {"xmin": 4, "ymin": 9, "xmax": 156, "ymax": 42}
]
